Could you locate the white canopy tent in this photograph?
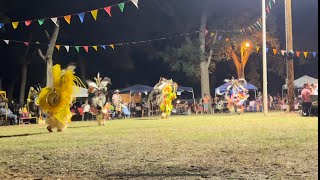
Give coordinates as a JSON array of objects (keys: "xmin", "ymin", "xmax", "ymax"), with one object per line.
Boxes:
[
  {"xmin": 282, "ymin": 75, "xmax": 318, "ymax": 97},
  {"xmin": 71, "ymin": 86, "xmax": 88, "ymax": 98}
]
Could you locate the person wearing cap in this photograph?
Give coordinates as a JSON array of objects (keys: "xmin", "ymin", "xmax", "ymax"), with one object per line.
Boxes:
[{"xmin": 112, "ymin": 90, "xmax": 122, "ymax": 107}]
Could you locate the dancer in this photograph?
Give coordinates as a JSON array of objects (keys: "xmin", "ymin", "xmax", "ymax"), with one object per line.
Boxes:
[
  {"xmin": 86, "ymin": 73, "xmax": 111, "ymax": 125},
  {"xmin": 38, "ymin": 64, "xmax": 84, "ymax": 132},
  {"xmin": 224, "ymin": 77, "xmax": 249, "ymax": 114}
]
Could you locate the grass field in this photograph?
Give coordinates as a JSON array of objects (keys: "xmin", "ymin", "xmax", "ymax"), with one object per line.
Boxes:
[{"xmin": 0, "ymin": 112, "xmax": 318, "ymax": 179}]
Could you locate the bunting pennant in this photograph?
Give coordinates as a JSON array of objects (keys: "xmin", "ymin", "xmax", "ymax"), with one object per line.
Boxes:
[
  {"xmin": 281, "ymin": 50, "xmax": 286, "ymax": 56},
  {"xmin": 38, "ymin": 19, "xmax": 45, "ymax": 25},
  {"xmin": 12, "ymin": 22, "xmax": 19, "ymax": 29},
  {"xmin": 24, "ymin": 42, "xmax": 29, "ymax": 46},
  {"xmin": 104, "ymin": 7, "xmax": 112, "ymax": 17},
  {"xmin": 210, "ymin": 32, "xmax": 215, "ymax": 37},
  {"xmin": 296, "ymin": 51, "xmax": 301, "ymax": 57},
  {"xmin": 25, "ymin": 21, "xmax": 32, "ymax": 26},
  {"xmin": 64, "ymin": 15, "xmax": 71, "ymax": 24},
  {"xmin": 268, "ymin": 1, "xmax": 272, "ymax": 9},
  {"xmin": 101, "ymin": 45, "xmax": 106, "ymax": 50},
  {"xmin": 312, "ymin": 52, "xmax": 317, "ymax": 58},
  {"xmin": 273, "ymin": 0, "xmax": 276, "ymax": 4},
  {"xmin": 273, "ymin": 49, "xmax": 277, "ymax": 55},
  {"xmin": 92, "ymin": 46, "xmax": 98, "ymax": 51},
  {"xmin": 51, "ymin": 17, "xmax": 59, "ymax": 26},
  {"xmin": 266, "ymin": 6, "xmax": 270, "ymax": 14},
  {"xmin": 218, "ymin": 35, "xmax": 222, "ymax": 40},
  {"xmin": 303, "ymin": 52, "xmax": 308, "ymax": 58},
  {"xmin": 78, "ymin": 13, "xmax": 85, "ymax": 23},
  {"xmin": 65, "ymin": 46, "xmax": 70, "ymax": 52},
  {"xmin": 55, "ymin": 45, "xmax": 60, "ymax": 50},
  {"xmin": 266, "ymin": 48, "xmax": 269, "ymax": 53},
  {"xmin": 4, "ymin": 40, "xmax": 9, "ymax": 44},
  {"xmin": 131, "ymin": 0, "xmax": 139, "ymax": 8},
  {"xmin": 75, "ymin": 46, "xmax": 80, "ymax": 53},
  {"xmin": 83, "ymin": 46, "xmax": 89, "ymax": 53},
  {"xmin": 204, "ymin": 29, "xmax": 208, "ymax": 36},
  {"xmin": 256, "ymin": 46, "xmax": 260, "ymax": 52},
  {"xmin": 91, "ymin": 10, "xmax": 98, "ymax": 21},
  {"xmin": 118, "ymin": 3, "xmax": 125, "ymax": 12},
  {"xmin": 109, "ymin": 44, "xmax": 115, "ymax": 50}
]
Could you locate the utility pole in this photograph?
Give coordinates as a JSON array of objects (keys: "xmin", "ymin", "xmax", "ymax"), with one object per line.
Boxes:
[
  {"xmin": 285, "ymin": 0, "xmax": 295, "ymax": 112},
  {"xmin": 262, "ymin": 0, "xmax": 268, "ymax": 115}
]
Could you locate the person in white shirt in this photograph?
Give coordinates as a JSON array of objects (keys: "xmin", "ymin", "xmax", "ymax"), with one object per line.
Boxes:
[{"xmin": 82, "ymin": 100, "xmax": 91, "ymax": 120}]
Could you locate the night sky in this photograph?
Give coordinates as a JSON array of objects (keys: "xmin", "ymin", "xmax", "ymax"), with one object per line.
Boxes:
[{"xmin": 0, "ymin": 0, "xmax": 318, "ymax": 100}]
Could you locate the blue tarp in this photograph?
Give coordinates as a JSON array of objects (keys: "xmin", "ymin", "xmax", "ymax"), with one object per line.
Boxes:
[
  {"xmin": 177, "ymin": 86, "xmax": 194, "ymax": 93},
  {"xmin": 120, "ymin": 84, "xmax": 154, "ymax": 93},
  {"xmin": 215, "ymin": 82, "xmax": 258, "ymax": 94}
]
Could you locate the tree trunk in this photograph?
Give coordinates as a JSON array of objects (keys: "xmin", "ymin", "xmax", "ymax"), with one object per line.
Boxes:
[
  {"xmin": 199, "ymin": 9, "xmax": 212, "ymax": 113},
  {"xmin": 238, "ymin": 65, "xmax": 245, "ymax": 79},
  {"xmin": 7, "ymin": 78, "xmax": 18, "ymax": 102},
  {"xmin": 19, "ymin": 64, "xmax": 27, "ymax": 106},
  {"xmin": 38, "ymin": 21, "xmax": 60, "ymax": 87}
]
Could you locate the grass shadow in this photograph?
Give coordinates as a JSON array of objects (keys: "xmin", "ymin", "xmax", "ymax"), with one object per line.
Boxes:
[{"xmin": 0, "ymin": 132, "xmax": 47, "ymax": 138}]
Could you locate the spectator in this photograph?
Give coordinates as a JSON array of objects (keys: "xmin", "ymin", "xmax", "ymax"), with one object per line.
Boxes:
[
  {"xmin": 301, "ymin": 83, "xmax": 312, "ymax": 116},
  {"xmin": 311, "ymin": 84, "xmax": 318, "ymax": 95},
  {"xmin": 82, "ymin": 100, "xmax": 91, "ymax": 120},
  {"xmin": 0, "ymin": 106, "xmax": 18, "ymax": 125},
  {"xmin": 202, "ymin": 93, "xmax": 210, "ymax": 113}
]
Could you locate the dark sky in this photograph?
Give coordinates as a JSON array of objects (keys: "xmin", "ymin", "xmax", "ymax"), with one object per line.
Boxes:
[{"xmin": 0, "ymin": 0, "xmax": 318, "ymax": 99}]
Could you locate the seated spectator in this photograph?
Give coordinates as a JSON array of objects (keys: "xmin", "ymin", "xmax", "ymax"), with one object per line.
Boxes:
[
  {"xmin": 0, "ymin": 106, "xmax": 18, "ymax": 125},
  {"xmin": 121, "ymin": 104, "xmax": 130, "ymax": 118}
]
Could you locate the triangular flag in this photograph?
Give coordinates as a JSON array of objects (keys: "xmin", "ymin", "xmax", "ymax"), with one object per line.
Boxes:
[
  {"xmin": 266, "ymin": 6, "xmax": 270, "ymax": 14},
  {"xmin": 218, "ymin": 35, "xmax": 222, "ymax": 40},
  {"xmin": 204, "ymin": 29, "xmax": 208, "ymax": 36},
  {"xmin": 0, "ymin": 23, "xmax": 3, "ymax": 29},
  {"xmin": 64, "ymin": 15, "xmax": 71, "ymax": 24},
  {"xmin": 256, "ymin": 46, "xmax": 260, "ymax": 52},
  {"xmin": 131, "ymin": 0, "xmax": 139, "ymax": 8},
  {"xmin": 78, "ymin": 13, "xmax": 85, "ymax": 23},
  {"xmin": 312, "ymin": 52, "xmax": 317, "ymax": 58},
  {"xmin": 64, "ymin": 46, "xmax": 70, "ymax": 52},
  {"xmin": 12, "ymin": 22, "xmax": 19, "ymax": 29},
  {"xmin": 24, "ymin": 42, "xmax": 29, "ymax": 46},
  {"xmin": 303, "ymin": 52, "xmax": 308, "ymax": 58},
  {"xmin": 118, "ymin": 3, "xmax": 125, "ymax": 12},
  {"xmin": 4, "ymin": 40, "xmax": 9, "ymax": 44},
  {"xmin": 281, "ymin": 50, "xmax": 286, "ymax": 56},
  {"xmin": 91, "ymin": 10, "xmax": 98, "ymax": 21},
  {"xmin": 38, "ymin": 19, "xmax": 45, "ymax": 25},
  {"xmin": 55, "ymin": 45, "xmax": 60, "ymax": 50},
  {"xmin": 273, "ymin": 0, "xmax": 276, "ymax": 4},
  {"xmin": 273, "ymin": 49, "xmax": 277, "ymax": 55},
  {"xmin": 210, "ymin": 32, "xmax": 215, "ymax": 37},
  {"xmin": 83, "ymin": 46, "xmax": 89, "ymax": 53},
  {"xmin": 74, "ymin": 46, "xmax": 80, "ymax": 53},
  {"xmin": 25, "ymin": 21, "xmax": 32, "ymax": 26},
  {"xmin": 268, "ymin": 1, "xmax": 272, "ymax": 9},
  {"xmin": 109, "ymin": 44, "xmax": 115, "ymax": 50},
  {"xmin": 266, "ymin": 48, "xmax": 269, "ymax": 53},
  {"xmin": 101, "ymin": 45, "xmax": 106, "ymax": 50},
  {"xmin": 51, "ymin": 17, "xmax": 59, "ymax": 26},
  {"xmin": 104, "ymin": 6, "xmax": 112, "ymax": 17},
  {"xmin": 92, "ymin": 46, "xmax": 98, "ymax": 51},
  {"xmin": 295, "ymin": 51, "xmax": 301, "ymax": 57}
]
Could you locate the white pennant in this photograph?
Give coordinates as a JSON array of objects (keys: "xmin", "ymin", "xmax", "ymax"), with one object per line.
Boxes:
[
  {"xmin": 65, "ymin": 46, "xmax": 70, "ymax": 52},
  {"xmin": 131, "ymin": 0, "xmax": 139, "ymax": 8},
  {"xmin": 51, "ymin": 17, "xmax": 59, "ymax": 26},
  {"xmin": 4, "ymin": 40, "xmax": 9, "ymax": 44}
]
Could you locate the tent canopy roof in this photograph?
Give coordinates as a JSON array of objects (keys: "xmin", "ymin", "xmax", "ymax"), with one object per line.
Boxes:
[
  {"xmin": 177, "ymin": 86, "xmax": 194, "ymax": 93},
  {"xmin": 72, "ymin": 86, "xmax": 88, "ymax": 98},
  {"xmin": 282, "ymin": 75, "xmax": 318, "ymax": 89},
  {"xmin": 119, "ymin": 84, "xmax": 153, "ymax": 93},
  {"xmin": 215, "ymin": 82, "xmax": 258, "ymax": 94}
]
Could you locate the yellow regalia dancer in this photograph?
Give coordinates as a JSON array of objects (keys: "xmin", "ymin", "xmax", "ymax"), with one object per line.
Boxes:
[{"xmin": 38, "ymin": 64, "xmax": 85, "ymax": 132}]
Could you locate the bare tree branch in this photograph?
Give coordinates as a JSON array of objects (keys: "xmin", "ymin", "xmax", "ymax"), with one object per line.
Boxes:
[
  {"xmin": 45, "ymin": 30, "xmax": 51, "ymax": 40},
  {"xmin": 38, "ymin": 49, "xmax": 46, "ymax": 61}
]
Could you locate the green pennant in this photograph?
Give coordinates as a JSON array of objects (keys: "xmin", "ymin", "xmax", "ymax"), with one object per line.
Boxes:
[
  {"xmin": 118, "ymin": 3, "xmax": 125, "ymax": 12},
  {"xmin": 38, "ymin": 19, "xmax": 45, "ymax": 25},
  {"xmin": 75, "ymin": 46, "xmax": 80, "ymax": 53},
  {"xmin": 268, "ymin": 1, "xmax": 272, "ymax": 10}
]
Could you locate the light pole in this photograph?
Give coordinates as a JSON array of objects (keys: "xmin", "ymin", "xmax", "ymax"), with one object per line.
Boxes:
[{"xmin": 262, "ymin": 0, "xmax": 268, "ymax": 115}]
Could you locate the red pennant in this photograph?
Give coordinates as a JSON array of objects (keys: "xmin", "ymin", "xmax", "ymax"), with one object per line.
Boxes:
[
  {"xmin": 204, "ymin": 29, "xmax": 208, "ymax": 36},
  {"xmin": 295, "ymin": 51, "xmax": 301, "ymax": 57},
  {"xmin": 266, "ymin": 6, "xmax": 270, "ymax": 14},
  {"xmin": 104, "ymin": 6, "xmax": 112, "ymax": 17},
  {"xmin": 25, "ymin": 21, "xmax": 32, "ymax": 26},
  {"xmin": 24, "ymin": 42, "xmax": 29, "ymax": 46},
  {"xmin": 83, "ymin": 46, "xmax": 89, "ymax": 53}
]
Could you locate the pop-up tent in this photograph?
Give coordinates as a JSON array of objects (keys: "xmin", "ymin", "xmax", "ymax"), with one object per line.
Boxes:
[
  {"xmin": 120, "ymin": 84, "xmax": 154, "ymax": 94},
  {"xmin": 215, "ymin": 82, "xmax": 258, "ymax": 98},
  {"xmin": 71, "ymin": 86, "xmax": 88, "ymax": 98},
  {"xmin": 282, "ymin": 75, "xmax": 318, "ymax": 97},
  {"xmin": 177, "ymin": 86, "xmax": 196, "ymax": 104}
]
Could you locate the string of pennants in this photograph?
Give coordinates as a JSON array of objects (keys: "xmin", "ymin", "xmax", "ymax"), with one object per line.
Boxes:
[
  {"xmin": 0, "ymin": 0, "xmax": 139, "ymax": 30},
  {"xmin": 0, "ymin": 35, "xmax": 316, "ymax": 59}
]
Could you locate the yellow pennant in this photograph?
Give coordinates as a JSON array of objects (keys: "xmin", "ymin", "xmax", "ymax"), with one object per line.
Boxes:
[
  {"xmin": 256, "ymin": 46, "xmax": 260, "ymax": 52},
  {"xmin": 303, "ymin": 52, "xmax": 308, "ymax": 58},
  {"xmin": 93, "ymin": 46, "xmax": 98, "ymax": 51},
  {"xmin": 210, "ymin": 32, "xmax": 215, "ymax": 37},
  {"xmin": 55, "ymin": 45, "xmax": 61, "ymax": 50},
  {"xmin": 273, "ymin": 49, "xmax": 277, "ymax": 55},
  {"xmin": 12, "ymin": 22, "xmax": 19, "ymax": 29},
  {"xmin": 91, "ymin": 10, "xmax": 98, "ymax": 21},
  {"xmin": 109, "ymin": 44, "xmax": 115, "ymax": 50}
]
